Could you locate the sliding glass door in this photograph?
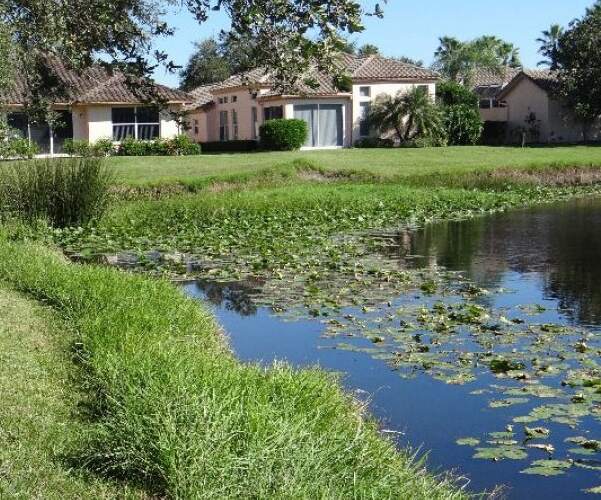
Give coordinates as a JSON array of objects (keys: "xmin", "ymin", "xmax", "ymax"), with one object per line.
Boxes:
[{"xmin": 293, "ymin": 104, "xmax": 343, "ymax": 147}]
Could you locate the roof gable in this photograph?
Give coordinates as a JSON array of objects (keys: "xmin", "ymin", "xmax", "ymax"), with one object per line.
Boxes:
[{"xmin": 498, "ymin": 69, "xmax": 558, "ymax": 100}]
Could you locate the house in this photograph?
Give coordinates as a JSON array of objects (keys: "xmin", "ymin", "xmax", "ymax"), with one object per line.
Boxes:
[
  {"xmin": 474, "ymin": 68, "xmax": 601, "ymax": 144},
  {"xmin": 185, "ymin": 54, "xmax": 440, "ymax": 148},
  {"xmin": 0, "ymin": 58, "xmax": 192, "ymax": 155}
]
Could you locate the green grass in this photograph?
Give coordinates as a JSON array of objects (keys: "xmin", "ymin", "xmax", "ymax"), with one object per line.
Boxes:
[
  {"xmin": 0, "ymin": 287, "xmax": 143, "ymax": 498},
  {"xmin": 0, "ymin": 238, "xmax": 468, "ymax": 499},
  {"xmin": 108, "ymin": 146, "xmax": 601, "ymax": 187}
]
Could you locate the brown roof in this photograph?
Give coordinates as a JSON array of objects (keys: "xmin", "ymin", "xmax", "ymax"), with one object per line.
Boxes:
[
  {"xmin": 189, "ymin": 54, "xmax": 438, "ymax": 105},
  {"xmin": 0, "ymin": 57, "xmax": 191, "ymax": 105},
  {"xmin": 471, "ymin": 67, "xmax": 522, "ymax": 99},
  {"xmin": 498, "ymin": 69, "xmax": 558, "ymax": 99},
  {"xmin": 185, "ymin": 83, "xmax": 218, "ymax": 110}
]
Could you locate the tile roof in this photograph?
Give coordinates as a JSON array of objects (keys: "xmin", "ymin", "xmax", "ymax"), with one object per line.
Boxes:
[
  {"xmin": 189, "ymin": 54, "xmax": 439, "ymax": 105},
  {"xmin": 0, "ymin": 56, "xmax": 191, "ymax": 105},
  {"xmin": 185, "ymin": 83, "xmax": 218, "ymax": 109},
  {"xmin": 471, "ymin": 67, "xmax": 522, "ymax": 99},
  {"xmin": 497, "ymin": 69, "xmax": 559, "ymax": 99}
]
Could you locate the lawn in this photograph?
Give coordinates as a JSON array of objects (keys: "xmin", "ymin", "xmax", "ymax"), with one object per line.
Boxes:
[{"xmin": 108, "ymin": 145, "xmax": 601, "ymax": 186}]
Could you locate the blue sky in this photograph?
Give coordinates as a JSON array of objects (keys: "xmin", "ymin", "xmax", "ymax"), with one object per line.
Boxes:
[{"xmin": 152, "ymin": 0, "xmax": 594, "ymax": 88}]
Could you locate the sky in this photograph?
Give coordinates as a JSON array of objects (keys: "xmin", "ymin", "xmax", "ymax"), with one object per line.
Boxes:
[{"xmin": 151, "ymin": 0, "xmax": 594, "ymax": 88}]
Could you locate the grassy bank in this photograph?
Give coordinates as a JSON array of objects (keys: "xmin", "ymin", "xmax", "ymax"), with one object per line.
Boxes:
[
  {"xmin": 108, "ymin": 145, "xmax": 601, "ymax": 188},
  {"xmin": 0, "ymin": 287, "xmax": 142, "ymax": 498},
  {"xmin": 0, "ymin": 238, "xmax": 466, "ymax": 499}
]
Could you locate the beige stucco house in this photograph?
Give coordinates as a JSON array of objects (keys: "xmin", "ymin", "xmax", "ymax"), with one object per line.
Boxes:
[
  {"xmin": 474, "ymin": 68, "xmax": 601, "ymax": 144},
  {"xmin": 0, "ymin": 58, "xmax": 191, "ymax": 155},
  {"xmin": 186, "ymin": 54, "xmax": 440, "ymax": 148}
]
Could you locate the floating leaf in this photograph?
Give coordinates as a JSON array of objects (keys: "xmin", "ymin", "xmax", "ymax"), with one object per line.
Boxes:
[{"xmin": 456, "ymin": 437, "xmax": 480, "ymax": 447}]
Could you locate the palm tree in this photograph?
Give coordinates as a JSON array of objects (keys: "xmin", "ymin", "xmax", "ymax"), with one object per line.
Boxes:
[
  {"xmin": 368, "ymin": 87, "xmax": 443, "ymax": 143},
  {"xmin": 537, "ymin": 24, "xmax": 564, "ymax": 69}
]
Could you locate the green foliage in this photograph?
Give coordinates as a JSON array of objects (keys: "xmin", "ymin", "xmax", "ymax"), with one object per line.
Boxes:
[
  {"xmin": 0, "ymin": 158, "xmax": 112, "ymax": 227},
  {"xmin": 436, "ymin": 81, "xmax": 479, "ymax": 107},
  {"xmin": 443, "ymin": 105, "xmax": 483, "ymax": 146},
  {"xmin": 116, "ymin": 136, "xmax": 200, "ymax": 157},
  {"xmin": 92, "ymin": 138, "xmax": 116, "ymax": 157},
  {"xmin": 553, "ymin": 2, "xmax": 601, "ymax": 133},
  {"xmin": 333, "ymin": 74, "xmax": 353, "ymax": 92},
  {"xmin": 368, "ymin": 87, "xmax": 445, "ymax": 145},
  {"xmin": 354, "ymin": 137, "xmax": 394, "ymax": 148},
  {"xmin": 433, "ymin": 35, "xmax": 521, "ymax": 84},
  {"xmin": 0, "ymin": 124, "xmax": 39, "ymax": 159},
  {"xmin": 537, "ymin": 24, "xmax": 564, "ymax": 69},
  {"xmin": 164, "ymin": 134, "xmax": 202, "ymax": 156},
  {"xmin": 357, "ymin": 44, "xmax": 380, "ymax": 56},
  {"xmin": 0, "ymin": 238, "xmax": 468, "ymax": 499},
  {"xmin": 179, "ymin": 38, "xmax": 233, "ymax": 90},
  {"xmin": 63, "ymin": 139, "xmax": 93, "ymax": 157},
  {"xmin": 260, "ymin": 119, "xmax": 308, "ymax": 151}
]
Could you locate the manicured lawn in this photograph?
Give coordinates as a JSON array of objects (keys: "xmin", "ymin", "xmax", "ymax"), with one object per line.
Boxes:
[{"xmin": 108, "ymin": 145, "xmax": 601, "ymax": 186}]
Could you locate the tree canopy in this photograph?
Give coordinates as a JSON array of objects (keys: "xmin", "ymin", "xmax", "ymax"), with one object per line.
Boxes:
[
  {"xmin": 433, "ymin": 35, "xmax": 521, "ymax": 84},
  {"xmin": 537, "ymin": 24, "xmax": 563, "ymax": 69},
  {"xmin": 552, "ymin": 1, "xmax": 601, "ymax": 131},
  {"xmin": 0, "ymin": 0, "xmax": 380, "ymax": 97}
]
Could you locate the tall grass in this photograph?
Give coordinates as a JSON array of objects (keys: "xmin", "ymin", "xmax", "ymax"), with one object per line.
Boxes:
[
  {"xmin": 0, "ymin": 237, "xmax": 467, "ymax": 499},
  {"xmin": 0, "ymin": 158, "xmax": 112, "ymax": 227}
]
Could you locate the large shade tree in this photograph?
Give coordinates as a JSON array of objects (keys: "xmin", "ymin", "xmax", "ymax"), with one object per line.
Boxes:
[
  {"xmin": 552, "ymin": 1, "xmax": 601, "ymax": 138},
  {"xmin": 0, "ymin": 0, "xmax": 381, "ymax": 99},
  {"xmin": 433, "ymin": 35, "xmax": 521, "ymax": 85}
]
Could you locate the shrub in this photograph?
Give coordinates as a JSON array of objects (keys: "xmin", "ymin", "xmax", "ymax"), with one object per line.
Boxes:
[
  {"xmin": 9, "ymin": 138, "xmax": 39, "ymax": 159},
  {"xmin": 260, "ymin": 119, "xmax": 308, "ymax": 151},
  {"xmin": 436, "ymin": 81, "xmax": 479, "ymax": 108},
  {"xmin": 117, "ymin": 136, "xmax": 150, "ymax": 156},
  {"xmin": 92, "ymin": 138, "xmax": 116, "ymax": 157},
  {"xmin": 63, "ymin": 138, "xmax": 92, "ymax": 157},
  {"xmin": 201, "ymin": 140, "xmax": 259, "ymax": 153},
  {"xmin": 0, "ymin": 157, "xmax": 113, "ymax": 227},
  {"xmin": 354, "ymin": 137, "xmax": 394, "ymax": 148},
  {"xmin": 481, "ymin": 121, "xmax": 508, "ymax": 145},
  {"xmin": 164, "ymin": 134, "xmax": 202, "ymax": 156},
  {"xmin": 443, "ymin": 105, "xmax": 483, "ymax": 145}
]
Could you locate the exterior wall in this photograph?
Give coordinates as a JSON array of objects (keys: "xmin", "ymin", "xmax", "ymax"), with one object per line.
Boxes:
[
  {"xmin": 351, "ymin": 81, "xmax": 436, "ymax": 144},
  {"xmin": 480, "ymin": 107, "xmax": 508, "ymax": 122},
  {"xmin": 547, "ymin": 99, "xmax": 601, "ymax": 143},
  {"xmin": 160, "ymin": 105, "xmax": 183, "ymax": 139},
  {"xmin": 71, "ymin": 105, "xmax": 88, "ymax": 141},
  {"xmin": 207, "ymin": 88, "xmax": 267, "ymax": 142},
  {"xmin": 86, "ymin": 105, "xmax": 113, "ymax": 143},
  {"xmin": 505, "ymin": 78, "xmax": 550, "ymax": 142}
]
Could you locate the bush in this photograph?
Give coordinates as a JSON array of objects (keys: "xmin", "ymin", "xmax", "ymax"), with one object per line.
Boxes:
[
  {"xmin": 63, "ymin": 138, "xmax": 93, "ymax": 157},
  {"xmin": 354, "ymin": 137, "xmax": 395, "ymax": 148},
  {"xmin": 117, "ymin": 136, "xmax": 201, "ymax": 156},
  {"xmin": 164, "ymin": 134, "xmax": 202, "ymax": 156},
  {"xmin": 201, "ymin": 140, "xmax": 259, "ymax": 153},
  {"xmin": 92, "ymin": 138, "xmax": 116, "ymax": 157},
  {"xmin": 260, "ymin": 119, "xmax": 308, "ymax": 151},
  {"xmin": 481, "ymin": 121, "xmax": 508, "ymax": 145},
  {"xmin": 436, "ymin": 81, "xmax": 479, "ymax": 108},
  {"xmin": 8, "ymin": 138, "xmax": 39, "ymax": 159},
  {"xmin": 0, "ymin": 157, "xmax": 113, "ymax": 227},
  {"xmin": 443, "ymin": 105, "xmax": 483, "ymax": 145}
]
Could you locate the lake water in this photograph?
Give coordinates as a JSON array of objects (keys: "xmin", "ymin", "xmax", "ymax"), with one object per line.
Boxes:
[{"xmin": 184, "ymin": 197, "xmax": 601, "ymax": 499}]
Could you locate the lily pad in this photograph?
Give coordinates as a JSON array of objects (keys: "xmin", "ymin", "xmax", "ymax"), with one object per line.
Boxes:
[{"xmin": 456, "ymin": 437, "xmax": 480, "ymax": 447}]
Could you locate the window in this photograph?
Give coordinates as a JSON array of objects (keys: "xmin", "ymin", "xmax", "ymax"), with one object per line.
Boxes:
[
  {"xmin": 264, "ymin": 106, "xmax": 283, "ymax": 121},
  {"xmin": 219, "ymin": 110, "xmax": 229, "ymax": 141},
  {"xmin": 479, "ymin": 99, "xmax": 492, "ymax": 109},
  {"xmin": 223, "ymin": 96, "xmax": 229, "ymax": 104},
  {"xmin": 232, "ymin": 96, "xmax": 238, "ymax": 103},
  {"xmin": 359, "ymin": 86, "xmax": 371, "ymax": 97},
  {"xmin": 112, "ymin": 106, "xmax": 159, "ymax": 141},
  {"xmin": 232, "ymin": 110, "xmax": 239, "ymax": 140},
  {"xmin": 417, "ymin": 85, "xmax": 429, "ymax": 94},
  {"xmin": 194, "ymin": 119, "xmax": 199, "ymax": 136},
  {"xmin": 251, "ymin": 107, "xmax": 258, "ymax": 140},
  {"xmin": 359, "ymin": 102, "xmax": 371, "ymax": 137},
  {"xmin": 218, "ymin": 97, "xmax": 224, "ymax": 104}
]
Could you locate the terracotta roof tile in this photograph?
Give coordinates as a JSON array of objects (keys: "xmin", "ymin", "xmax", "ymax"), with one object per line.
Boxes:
[{"xmin": 0, "ymin": 56, "xmax": 191, "ymax": 105}]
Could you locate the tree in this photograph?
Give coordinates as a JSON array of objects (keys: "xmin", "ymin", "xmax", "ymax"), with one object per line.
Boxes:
[
  {"xmin": 436, "ymin": 80, "xmax": 479, "ymax": 107},
  {"xmin": 179, "ymin": 39, "xmax": 231, "ymax": 90},
  {"xmin": 368, "ymin": 87, "xmax": 444, "ymax": 144},
  {"xmin": 553, "ymin": 2, "xmax": 601, "ymax": 138},
  {"xmin": 357, "ymin": 44, "xmax": 380, "ymax": 56},
  {"xmin": 0, "ymin": 0, "xmax": 377, "ymax": 98},
  {"xmin": 537, "ymin": 24, "xmax": 563, "ymax": 69},
  {"xmin": 433, "ymin": 35, "xmax": 521, "ymax": 85},
  {"xmin": 436, "ymin": 81, "xmax": 482, "ymax": 145},
  {"xmin": 394, "ymin": 56, "xmax": 424, "ymax": 67}
]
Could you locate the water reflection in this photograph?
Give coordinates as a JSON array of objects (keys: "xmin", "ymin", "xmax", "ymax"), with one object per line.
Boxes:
[
  {"xmin": 191, "ymin": 279, "xmax": 263, "ymax": 316},
  {"xmin": 386, "ymin": 197, "xmax": 601, "ymax": 327}
]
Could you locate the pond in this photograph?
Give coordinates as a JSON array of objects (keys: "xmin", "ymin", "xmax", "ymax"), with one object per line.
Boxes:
[{"xmin": 183, "ymin": 197, "xmax": 601, "ymax": 499}]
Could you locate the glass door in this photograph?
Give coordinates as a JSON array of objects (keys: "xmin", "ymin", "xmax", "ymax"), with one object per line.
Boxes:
[{"xmin": 293, "ymin": 104, "xmax": 343, "ymax": 147}]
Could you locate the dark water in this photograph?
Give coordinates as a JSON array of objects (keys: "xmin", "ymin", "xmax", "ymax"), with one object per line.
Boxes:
[{"xmin": 183, "ymin": 197, "xmax": 601, "ymax": 499}]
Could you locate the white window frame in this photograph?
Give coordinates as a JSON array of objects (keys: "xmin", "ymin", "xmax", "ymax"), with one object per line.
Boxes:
[
  {"xmin": 359, "ymin": 86, "xmax": 371, "ymax": 97},
  {"xmin": 112, "ymin": 106, "xmax": 161, "ymax": 141}
]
